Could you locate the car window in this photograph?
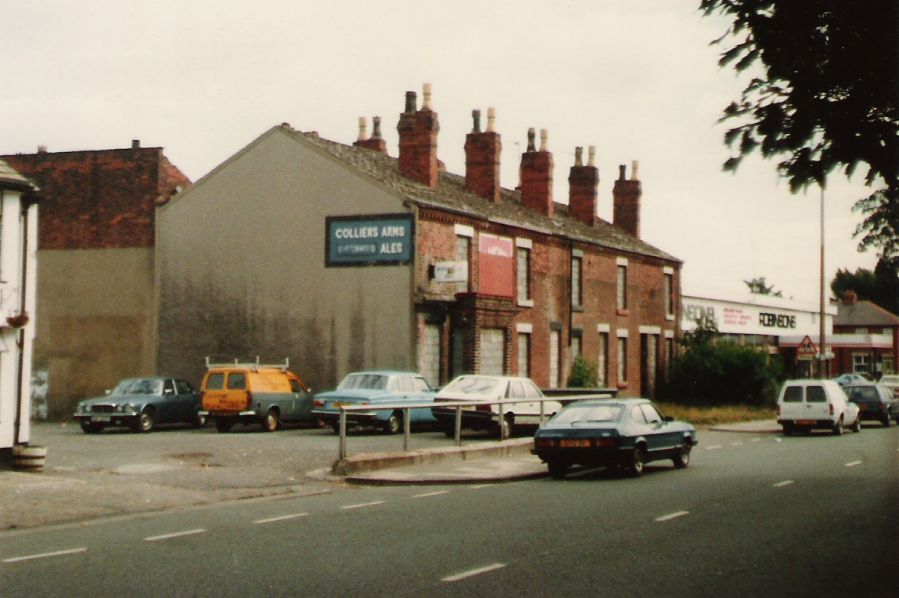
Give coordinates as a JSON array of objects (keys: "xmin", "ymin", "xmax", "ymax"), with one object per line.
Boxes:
[
  {"xmin": 507, "ymin": 380, "xmax": 525, "ymax": 399},
  {"xmin": 630, "ymin": 405, "xmax": 646, "ymax": 423},
  {"xmin": 227, "ymin": 373, "xmax": 247, "ymax": 390},
  {"xmin": 442, "ymin": 376, "xmax": 503, "ymax": 396},
  {"xmin": 849, "ymin": 387, "xmax": 878, "ymax": 401},
  {"xmin": 640, "ymin": 404, "xmax": 663, "ymax": 424},
  {"xmin": 289, "ymin": 379, "xmax": 304, "ymax": 393},
  {"xmin": 337, "ymin": 374, "xmax": 388, "ymax": 390},
  {"xmin": 412, "ymin": 377, "xmax": 430, "ymax": 392},
  {"xmin": 806, "ymin": 386, "xmax": 826, "ymax": 402},
  {"xmin": 115, "ymin": 378, "xmax": 163, "ymax": 395},
  {"xmin": 523, "ymin": 380, "xmax": 543, "ymax": 398},
  {"xmin": 206, "ymin": 373, "xmax": 225, "ymax": 390},
  {"xmin": 553, "ymin": 404, "xmax": 622, "ymax": 424},
  {"xmin": 163, "ymin": 379, "xmax": 175, "ymax": 394},
  {"xmin": 175, "ymin": 380, "xmax": 194, "ymax": 394},
  {"xmin": 782, "ymin": 386, "xmax": 803, "ymax": 402},
  {"xmin": 396, "ymin": 377, "xmax": 415, "ymax": 393}
]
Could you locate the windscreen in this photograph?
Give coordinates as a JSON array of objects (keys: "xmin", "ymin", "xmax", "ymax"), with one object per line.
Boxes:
[
  {"xmin": 551, "ymin": 403, "xmax": 623, "ymax": 424},
  {"xmin": 114, "ymin": 378, "xmax": 163, "ymax": 395},
  {"xmin": 848, "ymin": 386, "xmax": 878, "ymax": 402}
]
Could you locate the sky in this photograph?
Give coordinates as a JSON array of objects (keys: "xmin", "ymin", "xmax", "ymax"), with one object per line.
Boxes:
[{"xmin": 1, "ymin": 0, "xmax": 881, "ymax": 307}]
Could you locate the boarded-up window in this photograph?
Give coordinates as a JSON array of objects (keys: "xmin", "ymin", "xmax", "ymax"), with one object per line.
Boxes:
[
  {"xmin": 419, "ymin": 324, "xmax": 441, "ymax": 387},
  {"xmin": 517, "ymin": 333, "xmax": 530, "ymax": 377},
  {"xmin": 550, "ymin": 330, "xmax": 560, "ymax": 389},
  {"xmin": 480, "ymin": 328, "xmax": 505, "ymax": 375}
]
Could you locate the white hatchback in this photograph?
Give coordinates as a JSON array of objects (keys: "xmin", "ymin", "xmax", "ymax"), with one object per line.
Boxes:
[{"xmin": 777, "ymin": 379, "xmax": 861, "ymax": 435}]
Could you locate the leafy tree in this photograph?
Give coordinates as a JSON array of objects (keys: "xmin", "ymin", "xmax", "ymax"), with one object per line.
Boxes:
[
  {"xmin": 700, "ymin": 1, "xmax": 899, "ymax": 262},
  {"xmin": 567, "ymin": 354, "xmax": 598, "ymax": 388},
  {"xmin": 744, "ymin": 276, "xmax": 782, "ymax": 297},
  {"xmin": 831, "ymin": 261, "xmax": 899, "ymax": 313}
]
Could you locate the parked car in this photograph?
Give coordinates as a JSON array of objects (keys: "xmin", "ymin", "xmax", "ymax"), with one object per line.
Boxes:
[
  {"xmin": 832, "ymin": 373, "xmax": 870, "ymax": 386},
  {"xmin": 199, "ymin": 359, "xmax": 312, "ymax": 432},
  {"xmin": 431, "ymin": 375, "xmax": 562, "ymax": 437},
  {"xmin": 73, "ymin": 377, "xmax": 204, "ymax": 434},
  {"xmin": 532, "ymin": 398, "xmax": 697, "ymax": 478},
  {"xmin": 777, "ymin": 379, "xmax": 861, "ymax": 435},
  {"xmin": 844, "ymin": 382, "xmax": 899, "ymax": 427},
  {"xmin": 878, "ymin": 374, "xmax": 899, "ymax": 398},
  {"xmin": 310, "ymin": 371, "xmax": 436, "ymax": 434}
]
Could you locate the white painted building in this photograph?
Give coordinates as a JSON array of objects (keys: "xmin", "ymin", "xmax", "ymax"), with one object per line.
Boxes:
[{"xmin": 0, "ymin": 159, "xmax": 38, "ymax": 451}]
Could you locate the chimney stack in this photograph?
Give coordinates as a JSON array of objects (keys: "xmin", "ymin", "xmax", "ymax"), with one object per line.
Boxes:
[
  {"xmin": 465, "ymin": 107, "xmax": 502, "ymax": 202},
  {"xmin": 397, "ymin": 83, "xmax": 440, "ymax": 187},
  {"xmin": 353, "ymin": 116, "xmax": 388, "ymax": 154},
  {"xmin": 842, "ymin": 290, "xmax": 858, "ymax": 305},
  {"xmin": 131, "ymin": 139, "xmax": 141, "ymax": 149},
  {"xmin": 613, "ymin": 160, "xmax": 641, "ymax": 237},
  {"xmin": 519, "ymin": 128, "xmax": 554, "ymax": 216},
  {"xmin": 568, "ymin": 145, "xmax": 599, "ymax": 225}
]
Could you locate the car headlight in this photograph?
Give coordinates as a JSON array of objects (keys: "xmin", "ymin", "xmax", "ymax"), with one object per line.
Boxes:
[
  {"xmin": 115, "ymin": 403, "xmax": 137, "ymax": 414},
  {"xmin": 75, "ymin": 403, "xmax": 87, "ymax": 414}
]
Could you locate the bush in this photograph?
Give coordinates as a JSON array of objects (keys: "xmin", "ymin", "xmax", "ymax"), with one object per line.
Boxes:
[{"xmin": 567, "ymin": 354, "xmax": 598, "ymax": 388}]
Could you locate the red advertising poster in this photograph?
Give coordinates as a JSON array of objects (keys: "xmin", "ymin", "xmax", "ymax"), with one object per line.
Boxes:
[{"xmin": 478, "ymin": 234, "xmax": 514, "ymax": 297}]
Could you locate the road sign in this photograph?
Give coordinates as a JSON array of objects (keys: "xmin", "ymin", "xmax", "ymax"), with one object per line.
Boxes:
[{"xmin": 797, "ymin": 335, "xmax": 817, "ymax": 361}]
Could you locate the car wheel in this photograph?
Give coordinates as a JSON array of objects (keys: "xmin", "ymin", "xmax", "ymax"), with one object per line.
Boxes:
[
  {"xmin": 673, "ymin": 442, "xmax": 691, "ymax": 469},
  {"xmin": 882, "ymin": 414, "xmax": 892, "ymax": 427},
  {"xmin": 261, "ymin": 408, "xmax": 280, "ymax": 432},
  {"xmin": 133, "ymin": 409, "xmax": 155, "ymax": 433},
  {"xmin": 851, "ymin": 415, "xmax": 862, "ymax": 433},
  {"xmin": 629, "ymin": 445, "xmax": 647, "ymax": 477},
  {"xmin": 79, "ymin": 421, "xmax": 104, "ymax": 434},
  {"xmin": 782, "ymin": 423, "xmax": 793, "ymax": 436},
  {"xmin": 547, "ymin": 461, "xmax": 568, "ymax": 479},
  {"xmin": 191, "ymin": 411, "xmax": 206, "ymax": 428},
  {"xmin": 382, "ymin": 413, "xmax": 401, "ymax": 435},
  {"xmin": 214, "ymin": 418, "xmax": 233, "ymax": 433},
  {"xmin": 832, "ymin": 416, "xmax": 844, "ymax": 436}
]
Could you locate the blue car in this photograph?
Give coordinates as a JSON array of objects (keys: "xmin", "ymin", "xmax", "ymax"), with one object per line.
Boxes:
[
  {"xmin": 532, "ymin": 398, "xmax": 697, "ymax": 479},
  {"xmin": 73, "ymin": 377, "xmax": 204, "ymax": 433},
  {"xmin": 311, "ymin": 371, "xmax": 436, "ymax": 434}
]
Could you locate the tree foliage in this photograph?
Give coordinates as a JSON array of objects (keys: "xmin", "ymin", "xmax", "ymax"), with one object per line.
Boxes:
[
  {"xmin": 831, "ymin": 261, "xmax": 899, "ymax": 314},
  {"xmin": 700, "ymin": 1, "xmax": 899, "ymax": 262},
  {"xmin": 744, "ymin": 276, "xmax": 782, "ymax": 296}
]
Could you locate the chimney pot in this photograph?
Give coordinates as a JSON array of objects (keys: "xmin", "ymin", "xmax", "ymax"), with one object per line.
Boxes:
[
  {"xmin": 404, "ymin": 91, "xmax": 417, "ymax": 113},
  {"xmin": 618, "ymin": 164, "xmax": 627, "ymax": 180},
  {"xmin": 422, "ymin": 83, "xmax": 432, "ymax": 110},
  {"xmin": 486, "ymin": 107, "xmax": 496, "ymax": 133},
  {"xmin": 371, "ymin": 116, "xmax": 383, "ymax": 140},
  {"xmin": 472, "ymin": 109, "xmax": 481, "ymax": 133},
  {"xmin": 574, "ymin": 146, "xmax": 583, "ymax": 167},
  {"xmin": 539, "ymin": 129, "xmax": 548, "ymax": 152},
  {"xmin": 526, "ymin": 128, "xmax": 536, "ymax": 152},
  {"xmin": 37, "ymin": 145, "xmax": 48, "ymax": 153},
  {"xmin": 588, "ymin": 146, "xmax": 596, "ymax": 167},
  {"xmin": 357, "ymin": 117, "xmax": 368, "ymax": 141},
  {"xmin": 132, "ymin": 139, "xmax": 140, "ymax": 149},
  {"xmin": 631, "ymin": 159, "xmax": 640, "ymax": 180}
]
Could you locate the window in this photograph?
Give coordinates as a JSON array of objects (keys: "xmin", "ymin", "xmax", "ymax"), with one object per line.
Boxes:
[
  {"xmin": 806, "ymin": 386, "xmax": 826, "ymax": 402},
  {"xmin": 572, "ymin": 333, "xmax": 582, "ymax": 358},
  {"xmin": 597, "ymin": 332, "xmax": 609, "ymax": 386},
  {"xmin": 227, "ymin": 373, "xmax": 247, "ymax": 390},
  {"xmin": 550, "ymin": 330, "xmax": 561, "ymax": 388},
  {"xmin": 640, "ymin": 403, "xmax": 663, "ymax": 424},
  {"xmin": 571, "ymin": 256, "xmax": 582, "ymax": 308},
  {"xmin": 205, "ymin": 373, "xmax": 225, "ymax": 390},
  {"xmin": 507, "ymin": 380, "xmax": 526, "ymax": 398},
  {"xmin": 517, "ymin": 333, "xmax": 531, "ymax": 377},
  {"xmin": 782, "ymin": 386, "xmax": 803, "ymax": 402},
  {"xmin": 617, "ymin": 265, "xmax": 627, "ymax": 310},
  {"xmin": 852, "ymin": 353, "xmax": 871, "ymax": 376},
  {"xmin": 163, "ymin": 379, "xmax": 175, "ymax": 395},
  {"xmin": 617, "ymin": 337, "xmax": 628, "ymax": 383},
  {"xmin": 664, "ymin": 273, "xmax": 674, "ymax": 318},
  {"xmin": 455, "ymin": 235, "xmax": 471, "ymax": 292},
  {"xmin": 412, "ymin": 377, "xmax": 430, "ymax": 392},
  {"xmin": 290, "ymin": 379, "xmax": 305, "ymax": 393},
  {"xmin": 175, "ymin": 380, "xmax": 194, "ymax": 394},
  {"xmin": 517, "ymin": 247, "xmax": 531, "ymax": 303}
]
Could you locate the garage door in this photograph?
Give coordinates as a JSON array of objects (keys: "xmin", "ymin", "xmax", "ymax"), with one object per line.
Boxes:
[
  {"xmin": 480, "ymin": 328, "xmax": 505, "ymax": 375},
  {"xmin": 419, "ymin": 324, "xmax": 441, "ymax": 387}
]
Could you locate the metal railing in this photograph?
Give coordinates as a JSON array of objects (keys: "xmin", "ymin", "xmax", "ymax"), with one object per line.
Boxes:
[{"xmin": 334, "ymin": 393, "xmax": 615, "ymax": 460}]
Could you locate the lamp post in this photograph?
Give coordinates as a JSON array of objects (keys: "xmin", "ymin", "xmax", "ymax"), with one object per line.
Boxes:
[{"xmin": 818, "ymin": 183, "xmax": 828, "ymax": 378}]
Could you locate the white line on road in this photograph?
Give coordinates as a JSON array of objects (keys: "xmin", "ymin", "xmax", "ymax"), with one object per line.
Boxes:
[
  {"xmin": 730, "ymin": 442, "xmax": 743, "ymax": 447},
  {"xmin": 773, "ymin": 480, "xmax": 795, "ymax": 488},
  {"xmin": 340, "ymin": 501, "xmax": 385, "ymax": 510},
  {"xmin": 253, "ymin": 513, "xmax": 308, "ymax": 524},
  {"xmin": 2, "ymin": 547, "xmax": 87, "ymax": 564},
  {"xmin": 442, "ymin": 563, "xmax": 507, "ymax": 582},
  {"xmin": 750, "ymin": 438, "xmax": 761, "ymax": 443},
  {"xmin": 144, "ymin": 529, "xmax": 206, "ymax": 542},
  {"xmin": 845, "ymin": 461, "xmax": 863, "ymax": 468},
  {"xmin": 655, "ymin": 511, "xmax": 690, "ymax": 522},
  {"xmin": 469, "ymin": 484, "xmax": 494, "ymax": 490},
  {"xmin": 413, "ymin": 490, "xmax": 449, "ymax": 499},
  {"xmin": 705, "ymin": 445, "xmax": 722, "ymax": 450}
]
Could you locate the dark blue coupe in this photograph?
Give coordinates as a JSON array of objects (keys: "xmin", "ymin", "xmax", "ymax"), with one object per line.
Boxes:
[{"xmin": 532, "ymin": 398, "xmax": 697, "ymax": 479}]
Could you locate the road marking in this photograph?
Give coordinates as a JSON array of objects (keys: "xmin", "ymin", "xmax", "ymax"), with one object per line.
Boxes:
[
  {"xmin": 2, "ymin": 547, "xmax": 87, "ymax": 564},
  {"xmin": 773, "ymin": 480, "xmax": 795, "ymax": 488},
  {"xmin": 705, "ymin": 445, "xmax": 722, "ymax": 450},
  {"xmin": 845, "ymin": 460, "xmax": 862, "ymax": 468},
  {"xmin": 750, "ymin": 438, "xmax": 761, "ymax": 443},
  {"xmin": 413, "ymin": 490, "xmax": 449, "ymax": 499},
  {"xmin": 442, "ymin": 563, "xmax": 506, "ymax": 582},
  {"xmin": 144, "ymin": 529, "xmax": 206, "ymax": 542},
  {"xmin": 341, "ymin": 501, "xmax": 385, "ymax": 510},
  {"xmin": 253, "ymin": 513, "xmax": 308, "ymax": 524},
  {"xmin": 655, "ymin": 511, "xmax": 689, "ymax": 522},
  {"xmin": 730, "ymin": 442, "xmax": 743, "ymax": 447},
  {"xmin": 469, "ymin": 484, "xmax": 494, "ymax": 490}
]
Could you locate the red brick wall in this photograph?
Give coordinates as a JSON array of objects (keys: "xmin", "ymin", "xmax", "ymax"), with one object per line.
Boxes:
[{"xmin": 2, "ymin": 148, "xmax": 189, "ymax": 250}]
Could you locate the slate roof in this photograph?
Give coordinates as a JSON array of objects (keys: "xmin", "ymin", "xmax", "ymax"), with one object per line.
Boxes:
[
  {"xmin": 289, "ymin": 127, "xmax": 680, "ymax": 263},
  {"xmin": 0, "ymin": 158, "xmax": 35, "ymax": 191},
  {"xmin": 835, "ymin": 300, "xmax": 899, "ymax": 327}
]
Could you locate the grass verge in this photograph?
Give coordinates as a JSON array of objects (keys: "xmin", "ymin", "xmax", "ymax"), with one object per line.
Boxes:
[{"xmin": 656, "ymin": 403, "xmax": 776, "ymax": 426}]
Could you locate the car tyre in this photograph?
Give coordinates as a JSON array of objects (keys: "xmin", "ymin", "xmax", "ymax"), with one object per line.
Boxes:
[
  {"xmin": 547, "ymin": 461, "xmax": 568, "ymax": 479},
  {"xmin": 382, "ymin": 413, "xmax": 401, "ymax": 435},
  {"xmin": 133, "ymin": 409, "xmax": 155, "ymax": 433},
  {"xmin": 214, "ymin": 418, "xmax": 233, "ymax": 433},
  {"xmin": 629, "ymin": 445, "xmax": 647, "ymax": 477},
  {"xmin": 850, "ymin": 415, "xmax": 862, "ymax": 433},
  {"xmin": 673, "ymin": 442, "xmax": 691, "ymax": 469},
  {"xmin": 882, "ymin": 413, "xmax": 892, "ymax": 428},
  {"xmin": 831, "ymin": 416, "xmax": 844, "ymax": 436},
  {"xmin": 261, "ymin": 408, "xmax": 280, "ymax": 432},
  {"xmin": 782, "ymin": 423, "xmax": 793, "ymax": 436},
  {"xmin": 80, "ymin": 421, "xmax": 104, "ymax": 434}
]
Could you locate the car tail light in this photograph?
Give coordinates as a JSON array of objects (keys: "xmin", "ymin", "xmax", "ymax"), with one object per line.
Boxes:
[
  {"xmin": 476, "ymin": 403, "xmax": 492, "ymax": 412},
  {"xmin": 829, "ymin": 403, "xmax": 834, "ymax": 416},
  {"xmin": 312, "ymin": 399, "xmax": 324, "ymax": 408},
  {"xmin": 534, "ymin": 438, "xmax": 556, "ymax": 448},
  {"xmin": 246, "ymin": 391, "xmax": 254, "ymax": 410},
  {"xmin": 592, "ymin": 438, "xmax": 617, "ymax": 448},
  {"xmin": 776, "ymin": 404, "xmax": 781, "ymax": 416}
]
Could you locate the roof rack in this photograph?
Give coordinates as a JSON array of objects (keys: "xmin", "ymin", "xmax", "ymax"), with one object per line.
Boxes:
[{"xmin": 204, "ymin": 356, "xmax": 290, "ymax": 372}]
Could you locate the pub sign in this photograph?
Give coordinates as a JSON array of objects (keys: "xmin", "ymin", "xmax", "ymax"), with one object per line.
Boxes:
[{"xmin": 325, "ymin": 213, "xmax": 414, "ymax": 266}]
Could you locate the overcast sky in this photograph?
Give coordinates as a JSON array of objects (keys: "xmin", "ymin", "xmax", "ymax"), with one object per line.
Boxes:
[{"xmin": 1, "ymin": 0, "xmax": 880, "ymax": 305}]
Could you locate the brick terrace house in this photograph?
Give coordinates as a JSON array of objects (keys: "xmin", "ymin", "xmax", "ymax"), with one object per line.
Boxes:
[
  {"xmin": 1, "ymin": 143, "xmax": 189, "ymax": 418},
  {"xmin": 830, "ymin": 291, "xmax": 899, "ymax": 378},
  {"xmin": 157, "ymin": 86, "xmax": 681, "ymax": 396}
]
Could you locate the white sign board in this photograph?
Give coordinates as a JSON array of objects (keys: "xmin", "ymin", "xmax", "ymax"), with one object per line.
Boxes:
[{"xmin": 433, "ymin": 261, "xmax": 468, "ymax": 283}]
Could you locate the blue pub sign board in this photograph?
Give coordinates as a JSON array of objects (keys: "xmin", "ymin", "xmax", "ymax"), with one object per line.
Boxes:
[{"xmin": 325, "ymin": 213, "xmax": 415, "ymax": 266}]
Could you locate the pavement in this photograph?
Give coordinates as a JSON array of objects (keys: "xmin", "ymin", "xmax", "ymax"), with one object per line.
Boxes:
[{"xmin": 0, "ymin": 419, "xmax": 780, "ymax": 531}]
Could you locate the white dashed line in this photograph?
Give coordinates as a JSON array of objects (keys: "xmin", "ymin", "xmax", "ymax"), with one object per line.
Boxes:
[
  {"xmin": 413, "ymin": 490, "xmax": 449, "ymax": 499},
  {"xmin": 705, "ymin": 445, "xmax": 723, "ymax": 450},
  {"xmin": 845, "ymin": 461, "xmax": 862, "ymax": 468},
  {"xmin": 442, "ymin": 563, "xmax": 506, "ymax": 582},
  {"xmin": 144, "ymin": 529, "xmax": 206, "ymax": 542},
  {"xmin": 2, "ymin": 547, "xmax": 87, "ymax": 564},
  {"xmin": 773, "ymin": 480, "xmax": 795, "ymax": 488},
  {"xmin": 253, "ymin": 513, "xmax": 308, "ymax": 524},
  {"xmin": 655, "ymin": 511, "xmax": 690, "ymax": 522},
  {"xmin": 469, "ymin": 484, "xmax": 494, "ymax": 490},
  {"xmin": 341, "ymin": 501, "xmax": 385, "ymax": 511}
]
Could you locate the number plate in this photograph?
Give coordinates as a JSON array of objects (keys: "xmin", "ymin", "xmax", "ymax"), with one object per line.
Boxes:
[
  {"xmin": 560, "ymin": 439, "xmax": 590, "ymax": 448},
  {"xmin": 796, "ymin": 420, "xmax": 815, "ymax": 425},
  {"xmin": 92, "ymin": 416, "xmax": 111, "ymax": 422}
]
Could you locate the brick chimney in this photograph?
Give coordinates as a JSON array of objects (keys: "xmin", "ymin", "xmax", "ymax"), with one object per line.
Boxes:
[
  {"xmin": 353, "ymin": 116, "xmax": 388, "ymax": 154},
  {"xmin": 613, "ymin": 160, "xmax": 641, "ymax": 237},
  {"xmin": 568, "ymin": 145, "xmax": 599, "ymax": 225},
  {"xmin": 520, "ymin": 128, "xmax": 554, "ymax": 216},
  {"xmin": 397, "ymin": 83, "xmax": 440, "ymax": 187},
  {"xmin": 464, "ymin": 107, "xmax": 502, "ymax": 202},
  {"xmin": 842, "ymin": 290, "xmax": 858, "ymax": 305}
]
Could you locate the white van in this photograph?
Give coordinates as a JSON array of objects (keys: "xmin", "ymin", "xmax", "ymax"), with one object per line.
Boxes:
[{"xmin": 776, "ymin": 379, "xmax": 861, "ymax": 436}]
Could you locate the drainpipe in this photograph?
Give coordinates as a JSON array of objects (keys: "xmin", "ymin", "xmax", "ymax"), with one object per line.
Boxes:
[{"xmin": 13, "ymin": 196, "xmax": 30, "ymax": 445}]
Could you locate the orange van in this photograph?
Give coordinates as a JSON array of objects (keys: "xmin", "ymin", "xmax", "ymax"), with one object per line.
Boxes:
[{"xmin": 200, "ymin": 359, "xmax": 311, "ymax": 432}]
